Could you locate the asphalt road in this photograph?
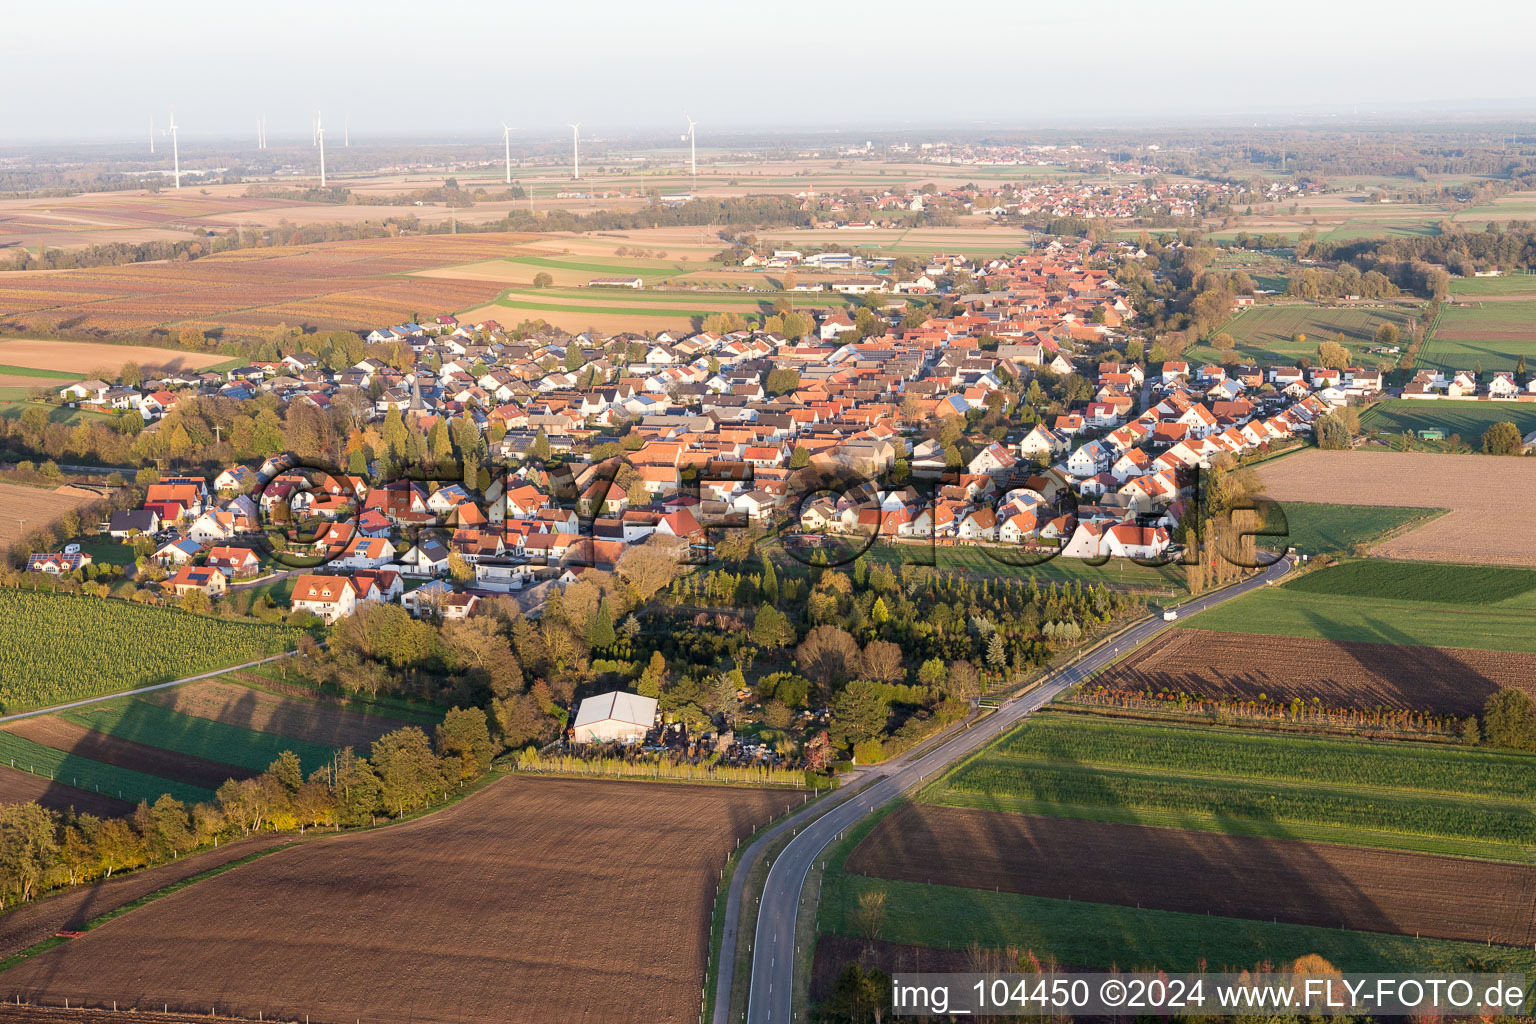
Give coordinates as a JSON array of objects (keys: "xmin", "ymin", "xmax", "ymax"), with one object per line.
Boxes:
[{"xmin": 741, "ymin": 554, "xmax": 1294, "ymax": 1024}]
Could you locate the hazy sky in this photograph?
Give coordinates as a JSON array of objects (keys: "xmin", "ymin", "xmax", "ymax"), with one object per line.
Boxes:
[{"xmin": 6, "ymin": 0, "xmax": 1534, "ymax": 143}]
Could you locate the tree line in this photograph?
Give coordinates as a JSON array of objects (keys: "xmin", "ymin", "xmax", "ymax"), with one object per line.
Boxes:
[{"xmin": 0, "ymin": 710, "xmax": 494, "ymax": 910}]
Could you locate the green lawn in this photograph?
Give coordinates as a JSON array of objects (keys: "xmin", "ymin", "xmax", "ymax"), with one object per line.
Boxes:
[
  {"xmin": 61, "ymin": 697, "xmax": 337, "ymax": 776},
  {"xmin": 1359, "ymin": 398, "xmax": 1536, "ymax": 438},
  {"xmin": 496, "ymin": 297, "xmax": 742, "ymax": 319},
  {"xmin": 1186, "ymin": 305, "xmax": 1421, "ymax": 366},
  {"xmin": 76, "ymin": 539, "xmax": 137, "ymax": 567},
  {"xmin": 0, "ymin": 730, "xmax": 213, "ymax": 806},
  {"xmin": 1260, "ymin": 501, "xmax": 1442, "ymax": 555},
  {"xmin": 1180, "ymin": 567, "xmax": 1536, "ymax": 652}
]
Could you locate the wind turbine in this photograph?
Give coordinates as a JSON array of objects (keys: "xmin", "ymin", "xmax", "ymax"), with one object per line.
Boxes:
[
  {"xmin": 344, "ymin": 114, "xmax": 349, "ymax": 147},
  {"xmin": 569, "ymin": 122, "xmax": 581, "ymax": 180},
  {"xmin": 149, "ymin": 114, "xmax": 155, "ymax": 155},
  {"xmin": 317, "ymin": 111, "xmax": 327, "ymax": 187},
  {"xmin": 683, "ymin": 112, "xmax": 698, "ymax": 187},
  {"xmin": 166, "ymin": 110, "xmax": 180, "ymax": 189},
  {"xmin": 501, "ymin": 123, "xmax": 514, "ymax": 185}
]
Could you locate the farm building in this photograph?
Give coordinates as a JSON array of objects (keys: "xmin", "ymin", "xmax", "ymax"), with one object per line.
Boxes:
[{"xmin": 571, "ymin": 690, "xmax": 658, "ymax": 744}]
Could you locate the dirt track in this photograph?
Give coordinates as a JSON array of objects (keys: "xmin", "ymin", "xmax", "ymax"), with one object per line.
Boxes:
[
  {"xmin": 0, "ymin": 776, "xmax": 787, "ymax": 1024},
  {"xmin": 3, "ymin": 717, "xmax": 253, "ymax": 790},
  {"xmin": 1093, "ymin": 627, "xmax": 1535, "ymax": 715},
  {"xmin": 849, "ymin": 805, "xmax": 1536, "ymax": 946}
]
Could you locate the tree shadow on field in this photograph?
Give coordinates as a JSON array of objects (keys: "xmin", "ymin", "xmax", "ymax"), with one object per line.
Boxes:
[
  {"xmin": 845, "ymin": 738, "xmax": 1413, "ymax": 970},
  {"xmin": 1297, "ymin": 609, "xmax": 1498, "ymax": 716}
]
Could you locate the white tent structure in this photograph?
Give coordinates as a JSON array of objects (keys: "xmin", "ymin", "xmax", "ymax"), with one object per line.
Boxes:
[{"xmin": 571, "ymin": 690, "xmax": 657, "ymax": 744}]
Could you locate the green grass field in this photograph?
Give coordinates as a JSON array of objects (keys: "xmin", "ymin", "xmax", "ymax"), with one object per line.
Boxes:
[
  {"xmin": 507, "ymin": 254, "xmax": 695, "ymax": 278},
  {"xmin": 825, "ymin": 872, "xmax": 1536, "ymax": 975},
  {"xmin": 1186, "ymin": 305, "xmax": 1420, "ymax": 366},
  {"xmin": 1420, "ymin": 301, "xmax": 1536, "ymax": 372},
  {"xmin": 1449, "ymin": 274, "xmax": 1536, "ymax": 297},
  {"xmin": 495, "ymin": 296, "xmax": 746, "ymax": 319},
  {"xmin": 0, "ymin": 399, "xmax": 119, "ymax": 425},
  {"xmin": 1180, "ymin": 565, "xmax": 1536, "ymax": 652},
  {"xmin": 996, "ymin": 715, "xmax": 1536, "ymax": 801},
  {"xmin": 860, "ymin": 543, "xmax": 1187, "ymax": 592},
  {"xmin": 0, "ymin": 730, "xmax": 213, "ymax": 806},
  {"xmin": 922, "ymin": 713, "xmax": 1536, "ymax": 861},
  {"xmin": 1261, "ymin": 501, "xmax": 1442, "ymax": 555},
  {"xmin": 0, "ymin": 364, "xmax": 84, "ymax": 381},
  {"xmin": 1359, "ymin": 398, "xmax": 1536, "ymax": 438},
  {"xmin": 60, "ymin": 698, "xmax": 338, "ymax": 776},
  {"xmin": 1284, "ymin": 559, "xmax": 1536, "ymax": 604},
  {"xmin": 75, "ymin": 539, "xmax": 137, "ymax": 567},
  {"xmin": 514, "ymin": 285, "xmax": 846, "ymax": 308}
]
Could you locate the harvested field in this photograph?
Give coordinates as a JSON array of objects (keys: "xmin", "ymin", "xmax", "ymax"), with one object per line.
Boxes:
[
  {"xmin": 1095, "ymin": 628, "xmax": 1535, "ymax": 715},
  {"xmin": 849, "ymin": 805, "xmax": 1536, "ymax": 945},
  {"xmin": 2, "ymin": 717, "xmax": 253, "ymax": 790},
  {"xmin": 0, "ymin": 340, "xmax": 227, "ymax": 376},
  {"xmin": 0, "ymin": 833, "xmax": 294, "ymax": 961},
  {"xmin": 0, "ymin": 765, "xmax": 131, "ymax": 818},
  {"xmin": 140, "ymin": 680, "xmax": 411, "ymax": 751},
  {"xmin": 0, "ymin": 234, "xmax": 545, "ymax": 338},
  {"xmin": 0, "ymin": 776, "xmax": 786, "ymax": 1024},
  {"xmin": 1258, "ymin": 449, "xmax": 1536, "ymax": 565},
  {"xmin": 0, "ymin": 482, "xmax": 101, "ymax": 554}
]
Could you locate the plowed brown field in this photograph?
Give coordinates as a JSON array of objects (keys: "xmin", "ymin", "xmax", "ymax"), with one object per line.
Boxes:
[
  {"xmin": 1258, "ymin": 449, "xmax": 1536, "ymax": 565},
  {"xmin": 140, "ymin": 680, "xmax": 409, "ymax": 751},
  {"xmin": 849, "ymin": 805, "xmax": 1536, "ymax": 945},
  {"xmin": 2, "ymin": 717, "xmax": 252, "ymax": 790},
  {"xmin": 1094, "ymin": 628, "xmax": 1536, "ymax": 715},
  {"xmin": 0, "ymin": 234, "xmax": 545, "ymax": 337},
  {"xmin": 0, "ymin": 776, "xmax": 788, "ymax": 1024},
  {"xmin": 0, "ymin": 482, "xmax": 102, "ymax": 554},
  {"xmin": 0, "ymin": 833, "xmax": 296, "ymax": 961},
  {"xmin": 0, "ymin": 765, "xmax": 130, "ymax": 818}
]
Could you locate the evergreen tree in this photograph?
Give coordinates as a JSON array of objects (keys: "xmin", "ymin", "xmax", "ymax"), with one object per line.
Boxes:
[
  {"xmin": 587, "ymin": 598, "xmax": 616, "ymax": 649},
  {"xmin": 760, "ymin": 551, "xmax": 779, "ymax": 604}
]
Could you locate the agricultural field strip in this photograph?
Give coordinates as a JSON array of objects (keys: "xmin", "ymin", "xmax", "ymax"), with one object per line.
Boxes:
[
  {"xmin": 0, "ymin": 730, "xmax": 213, "ymax": 806},
  {"xmin": 842, "ymin": 806, "xmax": 1536, "ymax": 950},
  {"xmin": 0, "ymin": 364, "xmax": 84, "ymax": 380},
  {"xmin": 992, "ymin": 716, "xmax": 1536, "ymax": 799},
  {"xmin": 937, "ymin": 756, "xmax": 1536, "ymax": 846},
  {"xmin": 59, "ymin": 698, "xmax": 338, "ymax": 775},
  {"xmin": 922, "ymin": 788, "xmax": 1529, "ymax": 863},
  {"xmin": 1283, "ymin": 559, "xmax": 1536, "ymax": 604},
  {"xmin": 820, "ymin": 811, "xmax": 1536, "ymax": 974},
  {"xmin": 0, "ymin": 777, "xmax": 784, "ymax": 1024}
]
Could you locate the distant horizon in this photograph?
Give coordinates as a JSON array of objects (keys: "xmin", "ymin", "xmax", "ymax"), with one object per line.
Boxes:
[
  {"xmin": 6, "ymin": 0, "xmax": 1534, "ymax": 145},
  {"xmin": 6, "ymin": 103, "xmax": 1536, "ymax": 153}
]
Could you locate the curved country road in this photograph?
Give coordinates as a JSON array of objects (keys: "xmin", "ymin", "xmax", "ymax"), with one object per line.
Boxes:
[{"xmin": 739, "ymin": 554, "xmax": 1295, "ymax": 1024}]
